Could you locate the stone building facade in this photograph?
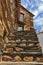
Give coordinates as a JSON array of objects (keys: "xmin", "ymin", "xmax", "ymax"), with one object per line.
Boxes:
[
  {"xmin": 0, "ymin": 0, "xmax": 43, "ymax": 63},
  {"xmin": 0, "ymin": 0, "xmax": 34, "ymax": 39}
]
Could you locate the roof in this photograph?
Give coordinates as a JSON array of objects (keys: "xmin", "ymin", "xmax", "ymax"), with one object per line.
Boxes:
[{"xmin": 21, "ymin": 5, "xmax": 34, "ymax": 17}]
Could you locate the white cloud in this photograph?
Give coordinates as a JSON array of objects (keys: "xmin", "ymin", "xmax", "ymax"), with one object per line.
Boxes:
[
  {"xmin": 40, "ymin": 0, "xmax": 43, "ymax": 1},
  {"xmin": 31, "ymin": 4, "xmax": 34, "ymax": 9},
  {"xmin": 27, "ymin": 0, "xmax": 31, "ymax": 5},
  {"xmin": 38, "ymin": 4, "xmax": 43, "ymax": 12},
  {"xmin": 35, "ymin": 21, "xmax": 42, "ymax": 25},
  {"xmin": 21, "ymin": 0, "xmax": 28, "ymax": 8},
  {"xmin": 34, "ymin": 17, "xmax": 43, "ymax": 25},
  {"xmin": 33, "ymin": 10, "xmax": 38, "ymax": 18},
  {"xmin": 21, "ymin": 3, "xmax": 28, "ymax": 8}
]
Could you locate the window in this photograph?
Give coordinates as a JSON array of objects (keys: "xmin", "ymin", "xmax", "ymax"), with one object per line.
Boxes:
[
  {"xmin": 19, "ymin": 13, "xmax": 24, "ymax": 22},
  {"xmin": 18, "ymin": 26, "xmax": 24, "ymax": 31}
]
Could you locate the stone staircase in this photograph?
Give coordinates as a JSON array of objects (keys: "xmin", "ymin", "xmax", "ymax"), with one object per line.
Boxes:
[{"xmin": 0, "ymin": 30, "xmax": 43, "ymax": 62}]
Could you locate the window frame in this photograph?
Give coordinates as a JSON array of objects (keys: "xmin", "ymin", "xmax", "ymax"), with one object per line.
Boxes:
[
  {"xmin": 19, "ymin": 12, "xmax": 24, "ymax": 22},
  {"xmin": 17, "ymin": 24, "xmax": 24, "ymax": 31}
]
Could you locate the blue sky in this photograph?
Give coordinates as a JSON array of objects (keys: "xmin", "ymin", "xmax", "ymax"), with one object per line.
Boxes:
[{"xmin": 21, "ymin": 0, "xmax": 43, "ymax": 33}]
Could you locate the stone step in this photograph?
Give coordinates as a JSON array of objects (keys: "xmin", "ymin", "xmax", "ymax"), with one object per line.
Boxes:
[
  {"xmin": 2, "ymin": 45, "xmax": 42, "ymax": 54},
  {"xmin": 13, "ymin": 30, "xmax": 35, "ymax": 34},
  {"xmin": 12, "ymin": 30, "xmax": 37, "ymax": 37},
  {"xmin": 2, "ymin": 48, "xmax": 41, "ymax": 53},
  {"xmin": 7, "ymin": 40, "xmax": 39, "ymax": 43},
  {"xmin": 5, "ymin": 42, "xmax": 40, "ymax": 46},
  {"xmin": 0, "ymin": 62, "xmax": 43, "ymax": 64},
  {"xmin": 2, "ymin": 51, "xmax": 42, "ymax": 56},
  {"xmin": 4, "ymin": 45, "xmax": 40, "ymax": 48},
  {"xmin": 8, "ymin": 35, "xmax": 37, "ymax": 40}
]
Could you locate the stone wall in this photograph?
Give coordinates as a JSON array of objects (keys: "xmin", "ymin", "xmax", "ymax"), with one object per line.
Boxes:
[{"xmin": 20, "ymin": 6, "xmax": 34, "ymax": 30}]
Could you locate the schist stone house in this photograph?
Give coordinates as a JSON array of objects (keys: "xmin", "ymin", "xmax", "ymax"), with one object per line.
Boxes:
[
  {"xmin": 0, "ymin": 0, "xmax": 34, "ymax": 35},
  {"xmin": 0, "ymin": 0, "xmax": 43, "ymax": 62}
]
